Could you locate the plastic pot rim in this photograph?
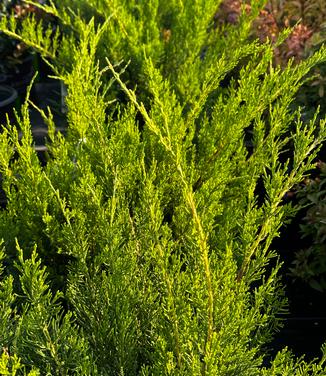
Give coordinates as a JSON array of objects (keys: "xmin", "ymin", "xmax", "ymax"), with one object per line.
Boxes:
[{"xmin": 0, "ymin": 85, "xmax": 18, "ymax": 107}]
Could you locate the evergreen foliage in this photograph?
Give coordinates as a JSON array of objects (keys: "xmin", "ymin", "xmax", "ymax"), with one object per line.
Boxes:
[{"xmin": 0, "ymin": 0, "xmax": 326, "ymax": 374}]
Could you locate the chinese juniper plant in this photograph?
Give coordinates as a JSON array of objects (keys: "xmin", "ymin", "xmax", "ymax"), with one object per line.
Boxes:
[{"xmin": 0, "ymin": 0, "xmax": 326, "ymax": 374}]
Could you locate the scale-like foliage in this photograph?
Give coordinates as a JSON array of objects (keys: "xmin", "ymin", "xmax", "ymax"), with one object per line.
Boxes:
[{"xmin": 0, "ymin": 0, "xmax": 325, "ymax": 374}]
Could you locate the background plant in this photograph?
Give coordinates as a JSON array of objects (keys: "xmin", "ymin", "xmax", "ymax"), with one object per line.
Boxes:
[
  {"xmin": 216, "ymin": 0, "xmax": 326, "ymax": 118},
  {"xmin": 0, "ymin": 0, "xmax": 325, "ymax": 374},
  {"xmin": 290, "ymin": 161, "xmax": 326, "ymax": 292}
]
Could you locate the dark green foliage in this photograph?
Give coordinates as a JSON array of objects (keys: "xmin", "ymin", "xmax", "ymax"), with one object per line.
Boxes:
[
  {"xmin": 0, "ymin": 0, "xmax": 325, "ymax": 374},
  {"xmin": 291, "ymin": 161, "xmax": 326, "ymax": 292}
]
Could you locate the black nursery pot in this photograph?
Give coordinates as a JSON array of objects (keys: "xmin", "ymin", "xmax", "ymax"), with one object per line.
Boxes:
[
  {"xmin": 0, "ymin": 53, "xmax": 36, "ymax": 100},
  {"xmin": 0, "ymin": 85, "xmax": 18, "ymax": 124},
  {"xmin": 11, "ymin": 54, "xmax": 36, "ymax": 99}
]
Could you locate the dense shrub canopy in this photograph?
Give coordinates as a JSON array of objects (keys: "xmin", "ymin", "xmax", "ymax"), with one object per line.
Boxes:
[{"xmin": 0, "ymin": 0, "xmax": 326, "ymax": 374}]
